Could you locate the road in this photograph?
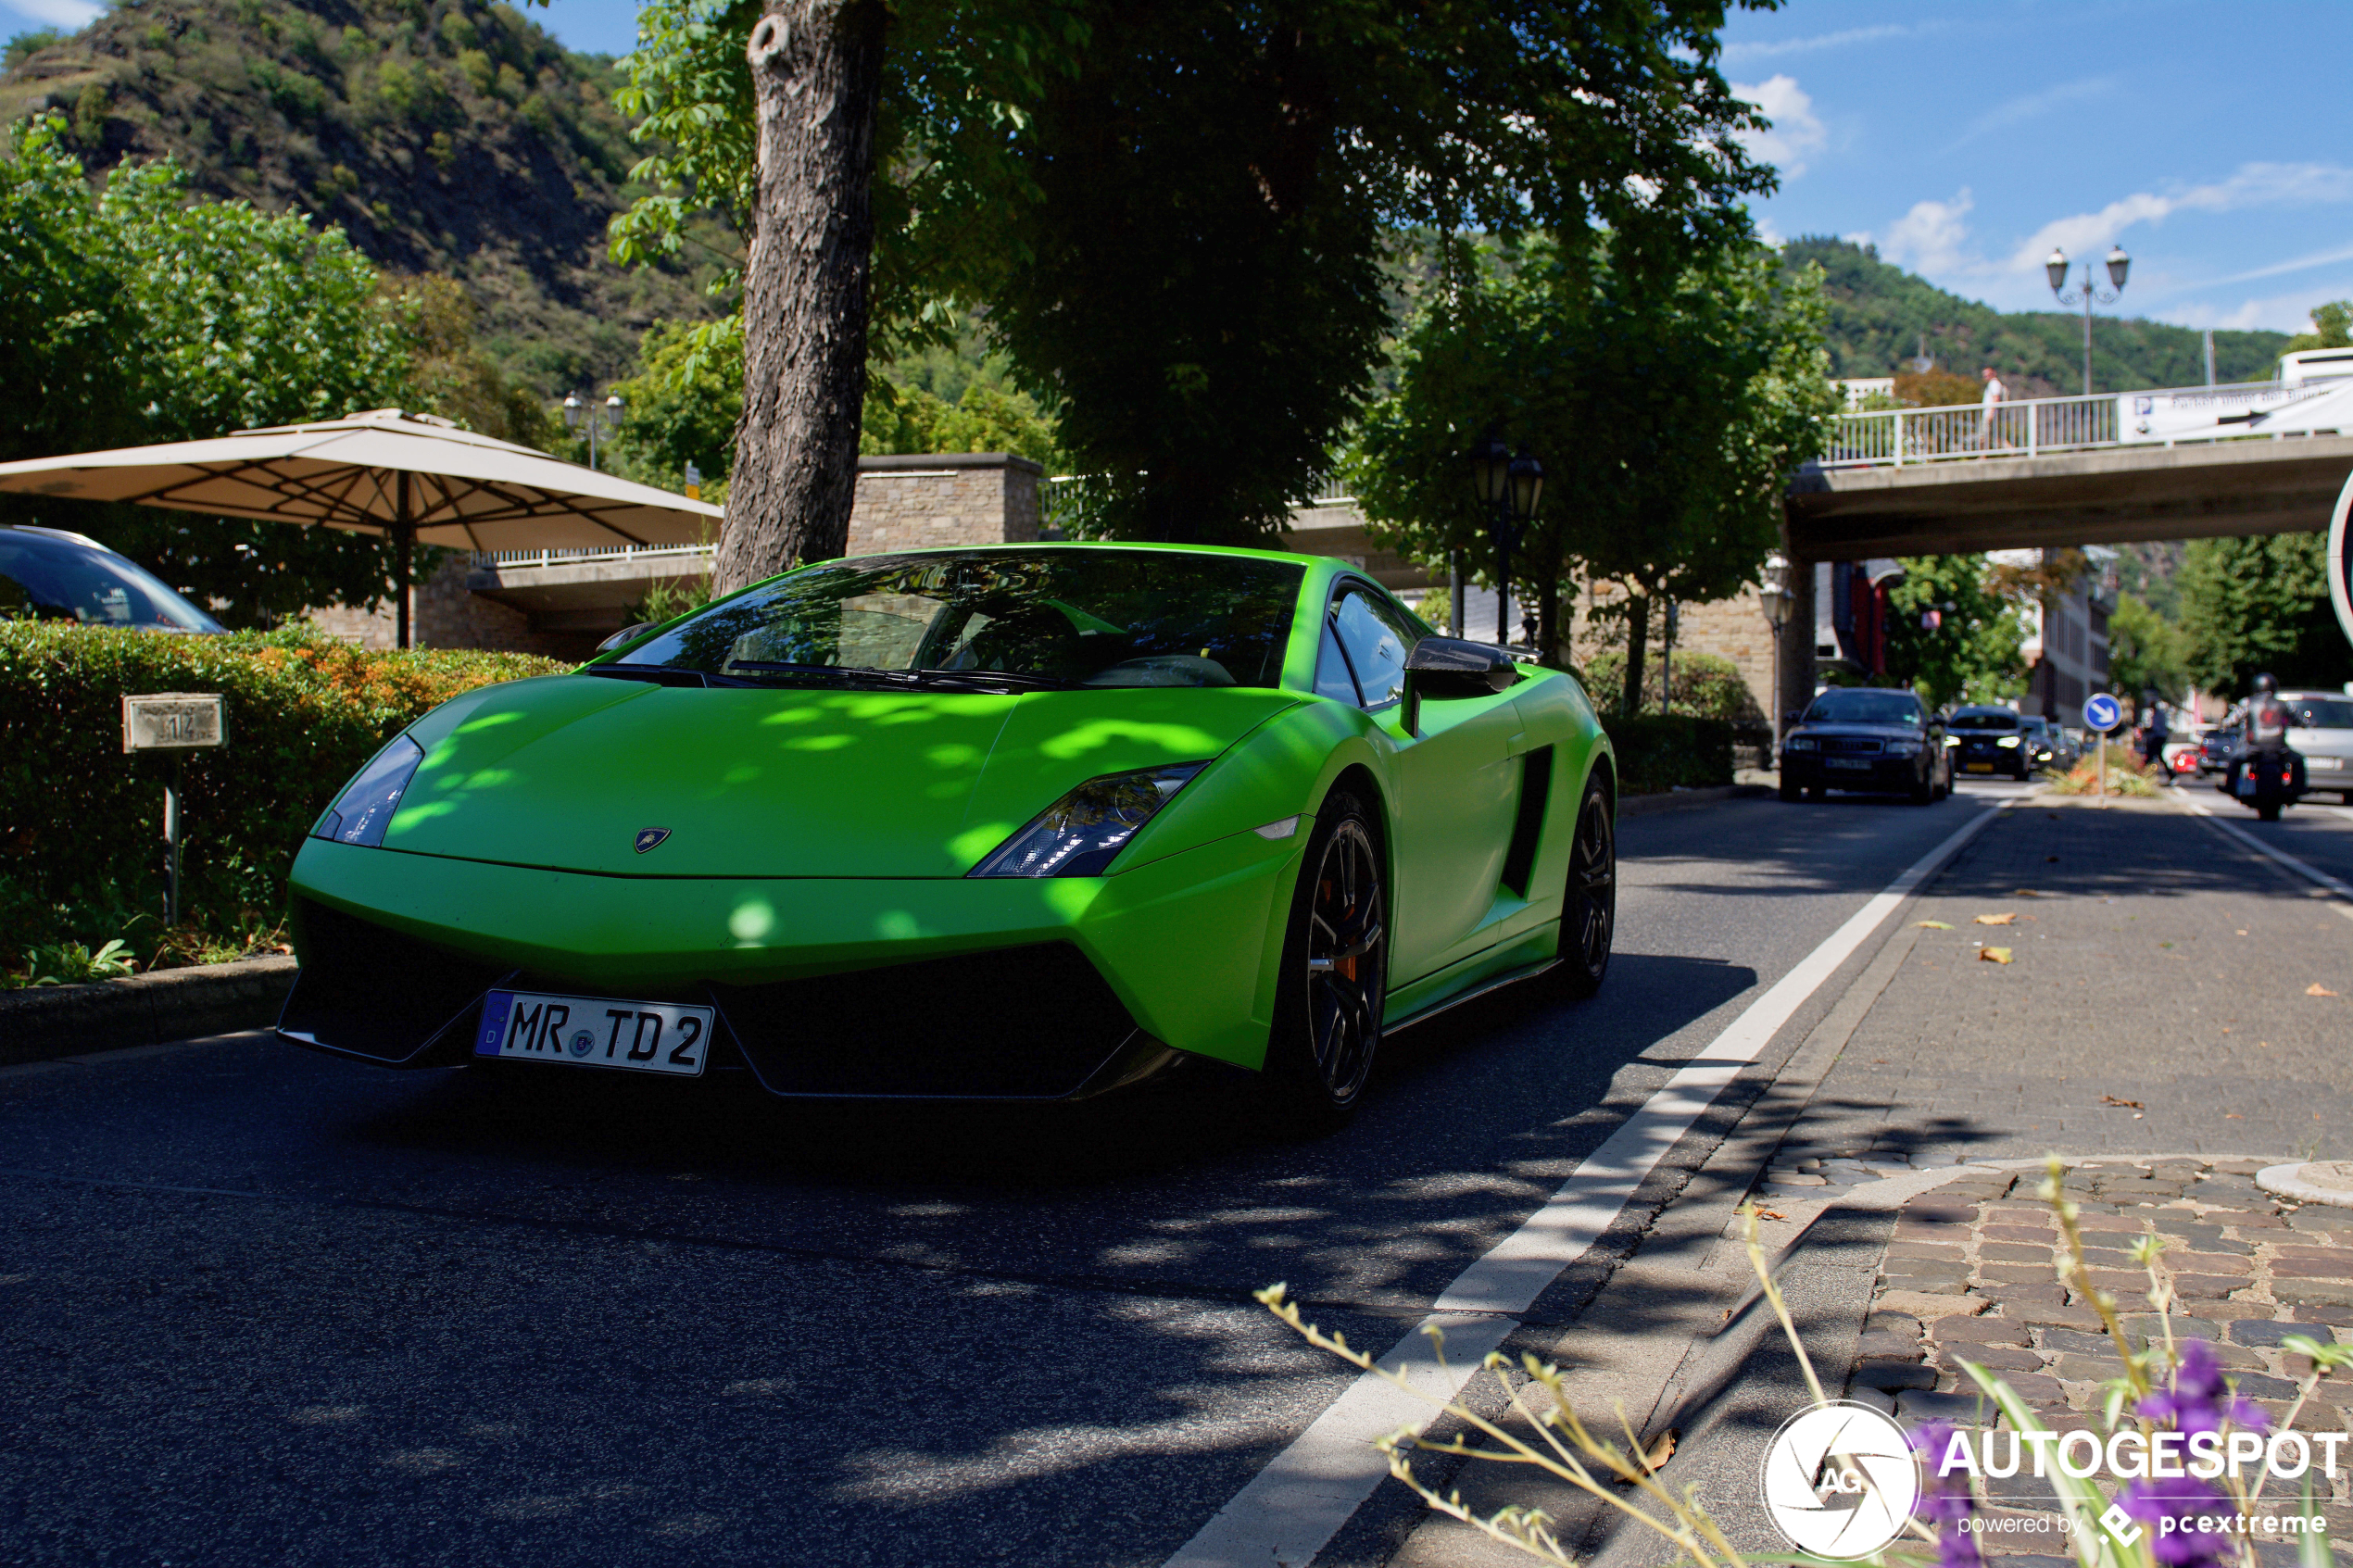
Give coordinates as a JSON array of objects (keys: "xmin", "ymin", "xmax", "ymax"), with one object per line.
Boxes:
[{"xmin": 1, "ymin": 784, "xmax": 2030, "ymax": 1568}]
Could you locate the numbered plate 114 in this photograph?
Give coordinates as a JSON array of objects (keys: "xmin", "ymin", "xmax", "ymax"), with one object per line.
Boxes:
[{"xmin": 475, "ymin": 990, "xmax": 712, "ymax": 1077}]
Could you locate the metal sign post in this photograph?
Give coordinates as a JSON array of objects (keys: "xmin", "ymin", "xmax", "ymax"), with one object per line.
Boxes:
[
  {"xmin": 121, "ymin": 694, "xmax": 227, "ymax": 927},
  {"xmin": 2082, "ymin": 691, "xmax": 2124, "ymax": 809}
]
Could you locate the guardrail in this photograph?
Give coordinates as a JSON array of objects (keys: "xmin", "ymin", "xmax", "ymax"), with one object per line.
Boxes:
[{"xmin": 1823, "ymin": 380, "xmax": 2329, "ymax": 470}]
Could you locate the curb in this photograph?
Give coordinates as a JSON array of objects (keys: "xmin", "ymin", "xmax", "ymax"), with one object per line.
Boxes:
[
  {"xmin": 0, "ymin": 954, "xmax": 295, "ymax": 1068},
  {"xmin": 1618, "ymin": 783, "xmax": 1776, "ymax": 818}
]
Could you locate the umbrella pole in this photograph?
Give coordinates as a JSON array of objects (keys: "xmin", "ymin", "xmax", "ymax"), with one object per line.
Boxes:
[{"xmin": 395, "ymin": 472, "xmax": 412, "ymax": 650}]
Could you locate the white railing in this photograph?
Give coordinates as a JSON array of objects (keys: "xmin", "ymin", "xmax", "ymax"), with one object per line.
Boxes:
[
  {"xmin": 1822, "ymin": 380, "xmax": 2326, "ymax": 470},
  {"xmin": 472, "ymin": 543, "xmax": 714, "ymax": 570}
]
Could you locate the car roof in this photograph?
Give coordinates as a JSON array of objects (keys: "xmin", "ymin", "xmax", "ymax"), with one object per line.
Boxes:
[{"xmin": 824, "ymin": 539, "xmax": 1345, "ymax": 571}]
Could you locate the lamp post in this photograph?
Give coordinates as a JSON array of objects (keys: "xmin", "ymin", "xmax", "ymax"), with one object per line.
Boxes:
[
  {"xmin": 2045, "ymin": 245, "xmax": 2130, "ymax": 395},
  {"xmin": 1469, "ymin": 432, "xmax": 1541, "ymax": 646},
  {"xmin": 564, "ymin": 391, "xmax": 627, "ymax": 470},
  {"xmin": 1759, "ymin": 554, "xmax": 1793, "ymax": 748}
]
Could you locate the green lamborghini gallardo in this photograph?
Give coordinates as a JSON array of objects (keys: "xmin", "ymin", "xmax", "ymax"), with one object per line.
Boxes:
[{"xmin": 283, "ymin": 543, "xmax": 1617, "ymax": 1126}]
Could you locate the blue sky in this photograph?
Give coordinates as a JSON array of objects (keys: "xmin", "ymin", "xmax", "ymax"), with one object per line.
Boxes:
[
  {"xmin": 1718, "ymin": 0, "xmax": 2353, "ymax": 333},
  {"xmin": 9, "ymin": 0, "xmax": 2346, "ymax": 334}
]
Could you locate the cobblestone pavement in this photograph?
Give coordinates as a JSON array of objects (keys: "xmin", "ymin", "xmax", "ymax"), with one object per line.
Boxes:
[
  {"xmin": 1842, "ymin": 1156, "xmax": 2353, "ymax": 1565},
  {"xmin": 1791, "ymin": 796, "xmax": 2353, "ymax": 1164}
]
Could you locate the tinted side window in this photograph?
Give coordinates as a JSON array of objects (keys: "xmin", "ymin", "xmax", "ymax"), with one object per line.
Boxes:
[
  {"xmin": 1315, "ymin": 620, "xmax": 1362, "ymax": 705},
  {"xmin": 1332, "ymin": 587, "xmax": 1416, "ymax": 709}
]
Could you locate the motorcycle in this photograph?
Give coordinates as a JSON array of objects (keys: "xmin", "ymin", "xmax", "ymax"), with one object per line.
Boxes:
[{"xmin": 2228, "ymin": 746, "xmax": 2306, "ymax": 822}]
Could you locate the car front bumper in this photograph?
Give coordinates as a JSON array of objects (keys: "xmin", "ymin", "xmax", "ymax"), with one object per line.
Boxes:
[
  {"xmin": 281, "ymin": 825, "xmax": 1304, "ymax": 1095},
  {"xmin": 1780, "ymin": 753, "xmax": 1924, "ymax": 788}
]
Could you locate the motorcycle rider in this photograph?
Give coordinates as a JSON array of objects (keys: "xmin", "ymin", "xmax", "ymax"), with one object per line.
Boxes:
[
  {"xmin": 2140, "ymin": 689, "xmax": 2171, "ymax": 786},
  {"xmin": 2229, "ymin": 672, "xmax": 2306, "ymax": 816}
]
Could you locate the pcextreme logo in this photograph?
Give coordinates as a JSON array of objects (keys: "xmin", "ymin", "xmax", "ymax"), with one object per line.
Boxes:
[{"xmin": 1759, "ymin": 1401, "xmax": 1920, "ymax": 1559}]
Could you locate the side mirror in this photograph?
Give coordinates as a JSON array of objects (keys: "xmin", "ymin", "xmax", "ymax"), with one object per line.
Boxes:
[
  {"xmin": 596, "ymin": 621, "xmax": 656, "ymax": 654},
  {"xmin": 1782, "ymin": 709, "xmax": 1803, "ymax": 728},
  {"xmin": 1402, "ymin": 636, "xmax": 1516, "ymax": 735}
]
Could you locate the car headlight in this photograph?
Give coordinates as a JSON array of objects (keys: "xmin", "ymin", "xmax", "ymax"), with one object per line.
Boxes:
[
  {"xmin": 968, "ymin": 762, "xmax": 1209, "ymax": 878},
  {"xmin": 1786, "ymin": 736, "xmax": 1818, "ymax": 752},
  {"xmin": 1996, "ymin": 735, "xmax": 2020, "ymax": 748},
  {"xmin": 1885, "ymin": 740, "xmax": 1920, "ymax": 757},
  {"xmin": 1943, "ymin": 734, "xmax": 1959, "ymax": 746},
  {"xmin": 312, "ymin": 734, "xmax": 424, "ymax": 847}
]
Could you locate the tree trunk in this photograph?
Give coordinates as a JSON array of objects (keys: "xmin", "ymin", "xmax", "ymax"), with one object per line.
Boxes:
[
  {"xmin": 716, "ymin": 0, "xmax": 887, "ymax": 594},
  {"xmin": 1622, "ymin": 591, "xmax": 1649, "ymax": 717}
]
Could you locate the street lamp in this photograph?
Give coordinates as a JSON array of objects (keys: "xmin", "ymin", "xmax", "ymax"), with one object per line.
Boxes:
[
  {"xmin": 2046, "ymin": 245, "xmax": 2129, "ymax": 395},
  {"xmin": 563, "ymin": 391, "xmax": 627, "ymax": 471},
  {"xmin": 1759, "ymin": 554, "xmax": 1793, "ymax": 746},
  {"xmin": 1467, "ymin": 432, "xmax": 1541, "ymax": 646}
]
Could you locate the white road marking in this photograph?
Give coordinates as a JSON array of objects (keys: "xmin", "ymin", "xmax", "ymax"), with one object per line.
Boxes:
[
  {"xmin": 1163, "ymin": 800, "xmax": 2014, "ymax": 1568},
  {"xmin": 2177, "ymin": 794, "xmax": 2353, "ymax": 913}
]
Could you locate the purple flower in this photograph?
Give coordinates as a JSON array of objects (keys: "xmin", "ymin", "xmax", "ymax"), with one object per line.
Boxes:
[
  {"xmin": 1911, "ymin": 1422, "xmax": 1982, "ymax": 1568},
  {"xmin": 2117, "ymin": 1476, "xmax": 2238, "ymax": 1568},
  {"xmin": 2136, "ymin": 1339, "xmax": 2268, "ymax": 1437}
]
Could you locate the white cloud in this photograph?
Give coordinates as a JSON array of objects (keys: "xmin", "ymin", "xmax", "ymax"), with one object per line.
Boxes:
[
  {"xmin": 2005, "ymin": 163, "xmax": 2353, "ymax": 273},
  {"xmin": 1952, "ymin": 78, "xmax": 2114, "ymax": 147},
  {"xmin": 1730, "ymin": 75, "xmax": 1827, "ymax": 179},
  {"xmin": 2199, "ymin": 241, "xmax": 2353, "ymax": 289},
  {"xmin": 1880, "ymin": 189, "xmax": 1978, "ymax": 276},
  {"xmin": 1722, "ymin": 24, "xmax": 1919, "ymax": 65},
  {"xmin": 3, "ymin": 0, "xmax": 101, "ymax": 28}
]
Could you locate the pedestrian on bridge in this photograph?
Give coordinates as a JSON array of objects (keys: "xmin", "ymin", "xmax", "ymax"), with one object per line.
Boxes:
[{"xmin": 1980, "ymin": 367, "xmax": 2008, "ymax": 450}]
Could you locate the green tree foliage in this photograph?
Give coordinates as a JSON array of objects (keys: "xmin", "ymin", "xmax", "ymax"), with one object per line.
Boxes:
[
  {"xmin": 2, "ymin": 0, "xmax": 715, "ymax": 394},
  {"xmin": 2107, "ymin": 590, "xmax": 2191, "ymax": 706},
  {"xmin": 2281, "ymin": 301, "xmax": 2353, "ymax": 358},
  {"xmin": 1352, "ymin": 234, "xmax": 1835, "ymax": 710},
  {"xmin": 2179, "ymin": 532, "xmax": 2353, "ymax": 696},
  {"xmin": 0, "ymin": 119, "xmax": 534, "ymax": 626},
  {"xmin": 1882, "ymin": 555, "xmax": 2028, "ymax": 709},
  {"xmin": 612, "ymin": 0, "xmax": 1778, "ymax": 550},
  {"xmin": 379, "ymin": 274, "xmax": 557, "ymax": 451},
  {"xmin": 1785, "ymin": 237, "xmax": 2285, "ymax": 394}
]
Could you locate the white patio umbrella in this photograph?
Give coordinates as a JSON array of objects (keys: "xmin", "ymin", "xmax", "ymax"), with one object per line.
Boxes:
[{"xmin": 0, "ymin": 408, "xmax": 724, "ymax": 646}]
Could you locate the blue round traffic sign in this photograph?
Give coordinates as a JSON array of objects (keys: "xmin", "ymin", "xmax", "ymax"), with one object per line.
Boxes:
[{"xmin": 2083, "ymin": 692, "xmax": 2123, "ymax": 733}]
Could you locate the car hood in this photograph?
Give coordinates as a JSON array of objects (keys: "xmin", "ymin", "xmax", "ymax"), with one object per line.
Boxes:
[{"xmin": 376, "ymin": 673, "xmax": 1302, "ymax": 877}]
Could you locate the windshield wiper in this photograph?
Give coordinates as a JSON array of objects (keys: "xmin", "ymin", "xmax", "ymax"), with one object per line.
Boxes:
[{"xmin": 900, "ymin": 668, "xmax": 1073, "ymax": 691}]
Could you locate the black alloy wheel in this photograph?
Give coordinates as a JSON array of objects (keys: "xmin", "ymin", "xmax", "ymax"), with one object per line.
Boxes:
[
  {"xmin": 1263, "ymin": 790, "xmax": 1387, "ymax": 1132},
  {"xmin": 1556, "ymin": 776, "xmax": 1617, "ymax": 997}
]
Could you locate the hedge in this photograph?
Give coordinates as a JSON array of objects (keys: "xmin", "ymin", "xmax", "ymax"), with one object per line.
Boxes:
[
  {"xmin": 1607, "ymin": 714, "xmax": 1734, "ymax": 796},
  {"xmin": 1583, "ymin": 648, "xmax": 1763, "ymax": 726},
  {"xmin": 0, "ymin": 623, "xmax": 565, "ymax": 967}
]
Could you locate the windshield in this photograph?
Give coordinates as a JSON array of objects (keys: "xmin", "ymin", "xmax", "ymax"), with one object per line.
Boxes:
[
  {"xmin": 1802, "ymin": 689, "xmax": 1922, "ymax": 726},
  {"xmin": 1949, "ymin": 709, "xmax": 2020, "ymax": 731},
  {"xmin": 0, "ymin": 529, "xmax": 224, "ymax": 633},
  {"xmin": 2289, "ymin": 698, "xmax": 2353, "ymax": 729},
  {"xmin": 615, "ymin": 548, "xmax": 1304, "ymax": 690}
]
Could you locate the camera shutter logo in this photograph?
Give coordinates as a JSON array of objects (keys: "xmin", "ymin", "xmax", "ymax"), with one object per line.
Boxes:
[{"xmin": 1759, "ymin": 1401, "xmax": 1919, "ymax": 1559}]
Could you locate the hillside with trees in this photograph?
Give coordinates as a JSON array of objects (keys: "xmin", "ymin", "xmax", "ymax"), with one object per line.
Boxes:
[
  {"xmin": 1785, "ymin": 236, "xmax": 2287, "ymax": 397},
  {"xmin": 0, "ymin": 0, "xmax": 724, "ymax": 394}
]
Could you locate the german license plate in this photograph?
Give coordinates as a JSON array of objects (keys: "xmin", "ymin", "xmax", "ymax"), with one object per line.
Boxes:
[
  {"xmin": 474, "ymin": 990, "xmax": 712, "ymax": 1076},
  {"xmin": 1965, "ymin": 762, "xmax": 1994, "ymax": 772},
  {"xmin": 1826, "ymin": 758, "xmax": 1870, "ymax": 770}
]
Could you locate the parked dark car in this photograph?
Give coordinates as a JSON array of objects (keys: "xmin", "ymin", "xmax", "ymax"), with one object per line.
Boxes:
[
  {"xmin": 1779, "ymin": 687, "xmax": 1950, "ymax": 803},
  {"xmin": 2198, "ymin": 721, "xmax": 2240, "ymax": 776},
  {"xmin": 0, "ymin": 525, "xmax": 225, "ymax": 633},
  {"xmin": 1949, "ymin": 705, "xmax": 2032, "ymax": 779}
]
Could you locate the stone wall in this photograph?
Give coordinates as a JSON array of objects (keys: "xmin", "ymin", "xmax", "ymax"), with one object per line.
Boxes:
[
  {"xmin": 845, "ymin": 453, "xmax": 1043, "ymax": 556},
  {"xmin": 1560, "ymin": 583, "xmax": 1780, "ymax": 723}
]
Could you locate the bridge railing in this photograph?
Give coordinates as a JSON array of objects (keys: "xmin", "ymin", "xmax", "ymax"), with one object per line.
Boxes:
[{"xmin": 1823, "ymin": 381, "xmax": 2308, "ymax": 470}]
